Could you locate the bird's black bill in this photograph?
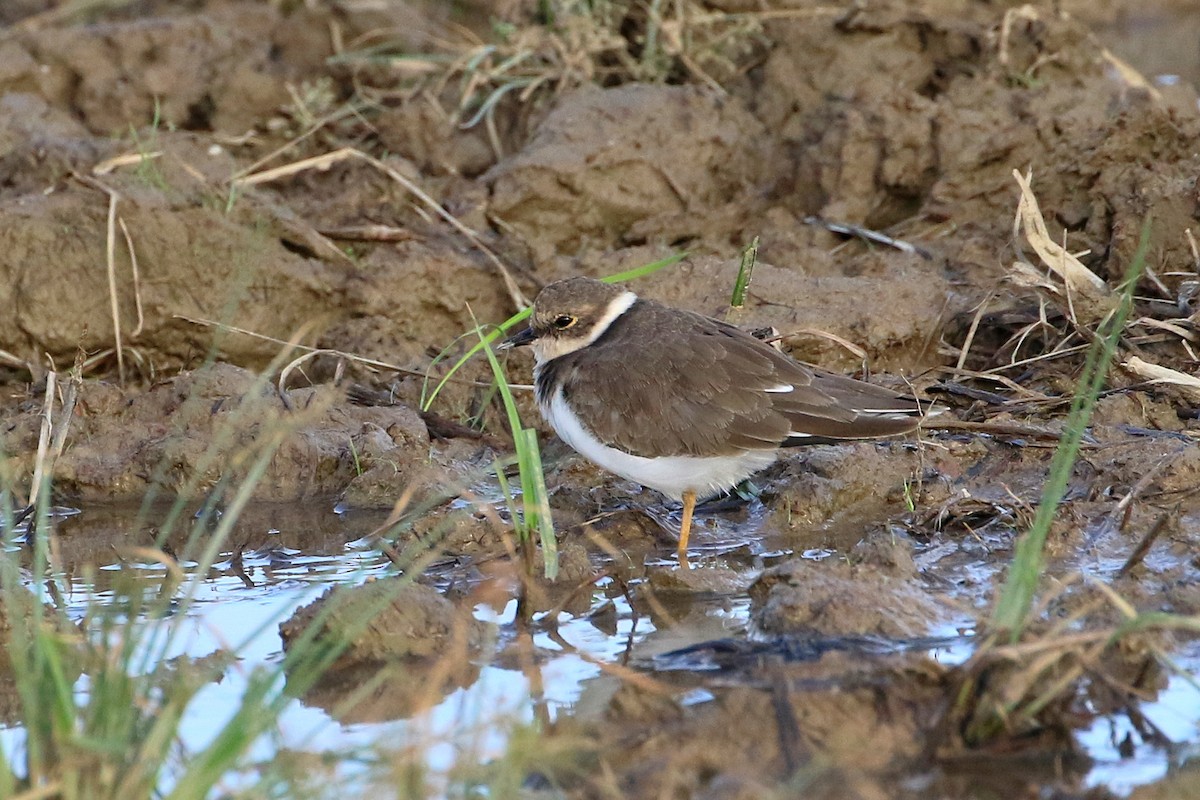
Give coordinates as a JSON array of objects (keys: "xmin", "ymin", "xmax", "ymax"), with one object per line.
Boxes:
[{"xmin": 498, "ymin": 326, "xmax": 536, "ymax": 351}]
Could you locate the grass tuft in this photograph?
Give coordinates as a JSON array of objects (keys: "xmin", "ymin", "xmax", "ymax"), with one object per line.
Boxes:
[{"xmin": 989, "ymin": 217, "xmax": 1151, "ymax": 639}]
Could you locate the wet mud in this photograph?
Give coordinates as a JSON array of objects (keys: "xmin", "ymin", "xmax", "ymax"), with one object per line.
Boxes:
[{"xmin": 2, "ymin": 0, "xmax": 1200, "ymax": 796}]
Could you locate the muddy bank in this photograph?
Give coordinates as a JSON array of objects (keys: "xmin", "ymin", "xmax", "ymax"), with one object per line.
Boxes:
[{"xmin": 0, "ymin": 1, "xmax": 1193, "ymax": 380}]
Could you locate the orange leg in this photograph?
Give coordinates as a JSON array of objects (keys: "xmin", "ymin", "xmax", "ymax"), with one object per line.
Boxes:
[{"xmin": 678, "ymin": 489, "xmax": 697, "ymax": 567}]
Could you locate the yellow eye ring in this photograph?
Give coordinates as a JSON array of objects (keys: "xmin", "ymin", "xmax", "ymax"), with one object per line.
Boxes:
[{"xmin": 553, "ymin": 315, "xmax": 576, "ymax": 330}]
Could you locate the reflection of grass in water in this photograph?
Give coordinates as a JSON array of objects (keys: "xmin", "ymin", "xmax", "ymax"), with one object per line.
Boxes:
[{"xmin": 0, "ymin": 349, "xmax": 322, "ymax": 796}]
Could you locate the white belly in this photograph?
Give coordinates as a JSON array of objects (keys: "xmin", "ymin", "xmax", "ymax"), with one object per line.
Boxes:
[{"xmin": 543, "ymin": 387, "xmax": 777, "ymax": 500}]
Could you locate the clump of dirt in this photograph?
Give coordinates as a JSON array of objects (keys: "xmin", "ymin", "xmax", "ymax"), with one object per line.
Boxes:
[
  {"xmin": 485, "ymin": 84, "xmax": 772, "ymax": 260},
  {"xmin": 573, "ymin": 651, "xmax": 949, "ymax": 800},
  {"xmin": 750, "ymin": 559, "xmax": 954, "ymax": 638},
  {"xmin": 279, "ymin": 578, "xmax": 490, "ymax": 667},
  {"xmin": 278, "ymin": 577, "xmax": 493, "ymax": 721},
  {"xmin": 1, "ymin": 5, "xmax": 334, "ymax": 135},
  {"xmin": 627, "ymin": 254, "xmax": 951, "ymax": 372}
]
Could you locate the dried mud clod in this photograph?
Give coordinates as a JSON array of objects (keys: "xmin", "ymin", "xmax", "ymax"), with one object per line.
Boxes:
[{"xmin": 0, "ymin": 363, "xmax": 433, "ymax": 503}]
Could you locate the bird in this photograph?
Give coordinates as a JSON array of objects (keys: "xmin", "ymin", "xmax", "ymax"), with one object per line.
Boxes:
[{"xmin": 501, "ymin": 276, "xmax": 935, "ymax": 564}]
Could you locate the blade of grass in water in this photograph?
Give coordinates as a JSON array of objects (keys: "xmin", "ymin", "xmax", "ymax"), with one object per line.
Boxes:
[
  {"xmin": 990, "ymin": 218, "xmax": 1151, "ymax": 640},
  {"xmin": 474, "ymin": 313, "xmax": 559, "ymax": 579},
  {"xmin": 518, "ymin": 427, "xmax": 557, "ymax": 577}
]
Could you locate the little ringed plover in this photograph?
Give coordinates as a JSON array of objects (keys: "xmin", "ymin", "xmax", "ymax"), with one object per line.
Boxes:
[{"xmin": 502, "ymin": 277, "xmax": 934, "ymax": 563}]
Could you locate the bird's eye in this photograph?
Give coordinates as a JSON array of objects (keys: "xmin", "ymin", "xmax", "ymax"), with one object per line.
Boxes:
[{"xmin": 553, "ymin": 315, "xmax": 576, "ymax": 330}]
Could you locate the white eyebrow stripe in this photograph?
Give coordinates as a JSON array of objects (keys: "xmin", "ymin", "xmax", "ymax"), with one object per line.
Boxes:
[
  {"xmin": 763, "ymin": 384, "xmax": 794, "ymax": 393},
  {"xmin": 583, "ymin": 291, "xmax": 638, "ymax": 346}
]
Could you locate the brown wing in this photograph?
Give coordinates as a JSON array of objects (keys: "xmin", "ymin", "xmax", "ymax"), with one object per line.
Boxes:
[{"xmin": 550, "ymin": 300, "xmax": 926, "ymax": 459}]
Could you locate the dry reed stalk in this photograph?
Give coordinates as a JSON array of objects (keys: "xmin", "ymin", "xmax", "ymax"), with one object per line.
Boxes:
[
  {"xmin": 104, "ymin": 190, "xmax": 125, "ymax": 383},
  {"xmin": 176, "ymin": 314, "xmax": 531, "ymax": 392}
]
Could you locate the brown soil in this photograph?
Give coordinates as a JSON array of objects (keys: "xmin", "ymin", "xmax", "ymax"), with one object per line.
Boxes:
[{"xmin": 1, "ymin": 0, "xmax": 1199, "ymax": 796}]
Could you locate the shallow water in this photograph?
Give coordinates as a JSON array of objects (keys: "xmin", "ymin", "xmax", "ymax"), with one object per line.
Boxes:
[{"xmin": 0, "ymin": 500, "xmax": 1196, "ymax": 796}]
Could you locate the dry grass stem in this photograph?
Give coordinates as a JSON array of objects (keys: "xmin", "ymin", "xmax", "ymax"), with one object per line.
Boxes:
[
  {"xmin": 92, "ymin": 150, "xmax": 162, "ymax": 175},
  {"xmin": 543, "ymin": 627, "xmax": 674, "ymax": 696},
  {"xmin": 0, "ymin": 348, "xmax": 33, "ymax": 372},
  {"xmin": 982, "ymin": 342, "xmax": 1090, "ymax": 373},
  {"xmin": 1010, "ymin": 169, "xmax": 1113, "ymax": 325},
  {"xmin": 118, "ymin": 216, "xmax": 145, "ymax": 338},
  {"xmin": 180, "ymin": 315, "xmax": 535, "ymax": 395},
  {"xmin": 10, "ymin": 780, "xmax": 63, "ymax": 800},
  {"xmin": 955, "ymin": 288, "xmax": 998, "ymax": 372},
  {"xmin": 1134, "ymin": 317, "xmax": 1197, "ymax": 341},
  {"xmin": 318, "ymin": 224, "xmax": 416, "ymax": 242},
  {"xmin": 49, "ymin": 373, "xmax": 80, "ymax": 463},
  {"xmin": 28, "ymin": 370, "xmax": 56, "ymax": 509},
  {"xmin": 105, "ymin": 189, "xmax": 125, "ymax": 383},
  {"xmin": 1122, "ymin": 356, "xmax": 1200, "ymax": 402},
  {"xmin": 778, "ymin": 327, "xmax": 867, "ymax": 361},
  {"xmin": 73, "ymin": 172, "xmax": 132, "ymax": 383},
  {"xmin": 936, "ymin": 366, "xmax": 1046, "ymax": 398},
  {"xmin": 1100, "ymin": 48, "xmax": 1164, "ymax": 102}
]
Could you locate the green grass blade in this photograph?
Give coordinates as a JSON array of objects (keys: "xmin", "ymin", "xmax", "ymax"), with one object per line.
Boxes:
[
  {"xmin": 600, "ymin": 251, "xmax": 687, "ymax": 284},
  {"xmin": 422, "ymin": 308, "xmax": 531, "ymax": 412},
  {"xmin": 476, "ymin": 322, "xmax": 524, "ymax": 439},
  {"xmin": 519, "ymin": 428, "xmax": 558, "ymax": 579},
  {"xmin": 472, "ymin": 314, "xmax": 559, "ymax": 578},
  {"xmin": 730, "ymin": 237, "xmax": 758, "ymax": 309}
]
